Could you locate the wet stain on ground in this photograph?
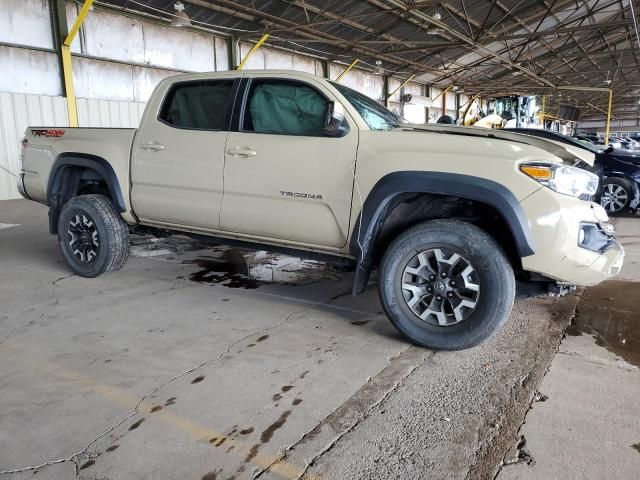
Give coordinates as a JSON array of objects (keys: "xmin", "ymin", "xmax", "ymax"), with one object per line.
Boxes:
[
  {"xmin": 272, "ymin": 393, "xmax": 282, "ymax": 402},
  {"xmin": 201, "ymin": 471, "xmax": 219, "ymax": 480},
  {"xmin": 79, "ymin": 459, "xmax": 95, "ymax": 470},
  {"xmin": 128, "ymin": 418, "xmax": 145, "ymax": 431},
  {"xmin": 191, "ymin": 375, "xmax": 205, "ymax": 384},
  {"xmin": 150, "ymin": 405, "xmax": 162, "ymax": 413},
  {"xmin": 245, "ymin": 444, "xmax": 260, "ymax": 463},
  {"xmin": 165, "ymin": 397, "xmax": 177, "ymax": 406},
  {"xmin": 292, "ymin": 398, "xmax": 303, "ymax": 406},
  {"xmin": 240, "ymin": 427, "xmax": 254, "ymax": 435},
  {"xmin": 260, "ymin": 410, "xmax": 292, "ymax": 444},
  {"xmin": 214, "ymin": 437, "xmax": 226, "ymax": 447},
  {"xmin": 105, "ymin": 445, "xmax": 119, "ymax": 452},
  {"xmin": 299, "ymin": 370, "xmax": 309, "ymax": 379},
  {"xmin": 209, "ymin": 437, "xmax": 218, "ymax": 444},
  {"xmin": 351, "ymin": 319, "xmax": 372, "ymax": 326},
  {"xmin": 182, "ymin": 252, "xmax": 260, "ymax": 289},
  {"xmin": 632, "ymin": 443, "xmax": 640, "ymax": 454},
  {"xmin": 246, "ymin": 343, "xmax": 256, "ymax": 348},
  {"xmin": 257, "ymin": 335, "xmax": 269, "ymax": 342},
  {"xmin": 567, "ymin": 281, "xmax": 640, "ymax": 367},
  {"xmin": 281, "ymin": 385, "xmax": 294, "ymax": 392}
]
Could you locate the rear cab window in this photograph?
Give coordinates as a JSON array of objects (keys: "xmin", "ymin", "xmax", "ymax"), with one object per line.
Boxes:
[{"xmin": 159, "ymin": 80, "xmax": 235, "ymax": 130}]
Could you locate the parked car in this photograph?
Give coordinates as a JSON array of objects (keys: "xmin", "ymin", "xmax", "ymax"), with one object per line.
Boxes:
[
  {"xmin": 17, "ymin": 70, "xmax": 624, "ymax": 350},
  {"xmin": 505, "ymin": 128, "xmax": 640, "ymax": 215}
]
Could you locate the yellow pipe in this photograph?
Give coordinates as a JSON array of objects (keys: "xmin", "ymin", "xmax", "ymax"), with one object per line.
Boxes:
[
  {"xmin": 237, "ymin": 33, "xmax": 270, "ymax": 70},
  {"xmin": 61, "ymin": 0, "xmax": 94, "ymax": 127},
  {"xmin": 605, "ymin": 89, "xmax": 613, "ymax": 144},
  {"xmin": 388, "ymin": 74, "xmax": 416, "ymax": 99},
  {"xmin": 540, "ymin": 94, "xmax": 546, "ymax": 124},
  {"xmin": 61, "ymin": 46, "xmax": 78, "ymax": 127},
  {"xmin": 432, "ymin": 85, "xmax": 452, "ymax": 102},
  {"xmin": 64, "ymin": 0, "xmax": 93, "ymax": 47},
  {"xmin": 335, "ymin": 59, "xmax": 360, "ymax": 83}
]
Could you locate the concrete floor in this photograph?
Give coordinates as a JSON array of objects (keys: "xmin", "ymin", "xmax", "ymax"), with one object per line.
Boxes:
[
  {"xmin": 0, "ymin": 200, "xmax": 636, "ymax": 480},
  {"xmin": 497, "ymin": 217, "xmax": 640, "ymax": 480}
]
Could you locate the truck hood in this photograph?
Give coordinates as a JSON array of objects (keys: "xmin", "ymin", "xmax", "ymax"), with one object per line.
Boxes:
[{"xmin": 397, "ymin": 124, "xmax": 595, "ymax": 166}]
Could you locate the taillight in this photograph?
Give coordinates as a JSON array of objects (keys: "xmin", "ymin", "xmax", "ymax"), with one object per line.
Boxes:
[{"xmin": 20, "ymin": 138, "xmax": 27, "ymax": 162}]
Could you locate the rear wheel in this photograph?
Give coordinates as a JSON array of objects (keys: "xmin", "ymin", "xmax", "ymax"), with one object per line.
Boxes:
[
  {"xmin": 378, "ymin": 220, "xmax": 515, "ymax": 350},
  {"xmin": 601, "ymin": 177, "xmax": 632, "ymax": 215},
  {"xmin": 57, "ymin": 194, "xmax": 129, "ymax": 277}
]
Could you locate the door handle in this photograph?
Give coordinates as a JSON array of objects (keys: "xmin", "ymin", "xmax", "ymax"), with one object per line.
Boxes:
[
  {"xmin": 141, "ymin": 142, "xmax": 165, "ymax": 151},
  {"xmin": 227, "ymin": 147, "xmax": 257, "ymax": 158}
]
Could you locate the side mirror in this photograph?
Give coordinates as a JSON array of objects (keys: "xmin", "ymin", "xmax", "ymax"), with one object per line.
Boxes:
[{"xmin": 323, "ymin": 102, "xmax": 350, "ymax": 138}]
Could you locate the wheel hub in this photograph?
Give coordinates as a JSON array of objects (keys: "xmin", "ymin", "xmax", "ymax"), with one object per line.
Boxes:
[
  {"xmin": 401, "ymin": 248, "xmax": 480, "ymax": 327},
  {"xmin": 67, "ymin": 214, "xmax": 99, "ymax": 263},
  {"xmin": 602, "ymin": 184, "xmax": 628, "ymax": 212}
]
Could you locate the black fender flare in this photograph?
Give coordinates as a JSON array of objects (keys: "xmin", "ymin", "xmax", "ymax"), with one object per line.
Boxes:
[
  {"xmin": 349, "ymin": 171, "xmax": 536, "ymax": 295},
  {"xmin": 47, "ymin": 154, "xmax": 126, "ymax": 233}
]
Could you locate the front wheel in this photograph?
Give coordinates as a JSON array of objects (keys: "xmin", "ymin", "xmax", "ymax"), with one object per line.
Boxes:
[
  {"xmin": 378, "ymin": 220, "xmax": 515, "ymax": 350},
  {"xmin": 57, "ymin": 194, "xmax": 130, "ymax": 277},
  {"xmin": 601, "ymin": 177, "xmax": 632, "ymax": 215}
]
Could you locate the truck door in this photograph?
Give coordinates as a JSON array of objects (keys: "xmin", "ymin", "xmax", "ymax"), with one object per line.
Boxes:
[
  {"xmin": 131, "ymin": 75, "xmax": 239, "ymax": 230},
  {"xmin": 221, "ymin": 76, "xmax": 358, "ymax": 248}
]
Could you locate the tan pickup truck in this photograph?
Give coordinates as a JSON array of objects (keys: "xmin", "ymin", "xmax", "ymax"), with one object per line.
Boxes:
[{"xmin": 18, "ymin": 70, "xmax": 624, "ymax": 350}]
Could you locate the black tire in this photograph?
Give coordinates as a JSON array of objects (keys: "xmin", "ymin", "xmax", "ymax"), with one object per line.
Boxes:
[
  {"xmin": 57, "ymin": 194, "xmax": 130, "ymax": 277},
  {"xmin": 601, "ymin": 177, "xmax": 632, "ymax": 215},
  {"xmin": 378, "ymin": 219, "xmax": 515, "ymax": 350}
]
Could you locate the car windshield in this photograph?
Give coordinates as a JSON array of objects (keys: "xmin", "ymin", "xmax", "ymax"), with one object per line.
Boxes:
[{"xmin": 331, "ymin": 82, "xmax": 407, "ymax": 131}]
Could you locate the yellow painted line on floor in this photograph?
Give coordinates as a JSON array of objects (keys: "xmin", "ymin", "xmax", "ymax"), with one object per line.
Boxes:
[{"xmin": 2, "ymin": 340, "xmax": 316, "ymax": 479}]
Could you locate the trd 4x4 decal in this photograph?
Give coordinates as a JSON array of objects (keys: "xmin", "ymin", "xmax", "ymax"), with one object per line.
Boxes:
[{"xmin": 32, "ymin": 129, "xmax": 65, "ymax": 138}]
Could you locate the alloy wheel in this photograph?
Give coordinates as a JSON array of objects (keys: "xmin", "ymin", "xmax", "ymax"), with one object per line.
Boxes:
[
  {"xmin": 601, "ymin": 183, "xmax": 628, "ymax": 212},
  {"xmin": 67, "ymin": 214, "xmax": 99, "ymax": 263},
  {"xmin": 401, "ymin": 248, "xmax": 480, "ymax": 326}
]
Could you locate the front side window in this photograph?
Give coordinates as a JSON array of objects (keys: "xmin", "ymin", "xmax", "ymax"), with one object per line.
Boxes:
[
  {"xmin": 159, "ymin": 80, "xmax": 234, "ymax": 130},
  {"xmin": 243, "ymin": 80, "xmax": 329, "ymax": 136},
  {"xmin": 331, "ymin": 82, "xmax": 406, "ymax": 131}
]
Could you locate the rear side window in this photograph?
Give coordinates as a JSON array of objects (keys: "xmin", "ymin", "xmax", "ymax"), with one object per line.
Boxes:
[
  {"xmin": 159, "ymin": 80, "xmax": 234, "ymax": 130},
  {"xmin": 243, "ymin": 80, "xmax": 328, "ymax": 136}
]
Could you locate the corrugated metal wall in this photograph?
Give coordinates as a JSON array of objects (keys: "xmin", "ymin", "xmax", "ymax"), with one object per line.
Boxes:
[{"xmin": 0, "ymin": 93, "xmax": 146, "ymax": 200}]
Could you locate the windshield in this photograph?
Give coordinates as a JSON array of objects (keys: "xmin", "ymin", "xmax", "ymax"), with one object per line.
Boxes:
[{"xmin": 331, "ymin": 82, "xmax": 407, "ymax": 131}]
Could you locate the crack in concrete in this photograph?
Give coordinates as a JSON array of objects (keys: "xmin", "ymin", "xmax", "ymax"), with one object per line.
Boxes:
[
  {"xmin": 487, "ymin": 296, "xmax": 582, "ymax": 480},
  {"xmin": 252, "ymin": 347, "xmax": 432, "ymax": 480},
  {"xmin": 0, "ymin": 290, "xmax": 351, "ymax": 477},
  {"xmin": 51, "ymin": 273, "xmax": 75, "ymax": 286}
]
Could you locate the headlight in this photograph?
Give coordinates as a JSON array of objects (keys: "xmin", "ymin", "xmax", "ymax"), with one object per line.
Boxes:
[{"xmin": 520, "ymin": 163, "xmax": 599, "ymax": 198}]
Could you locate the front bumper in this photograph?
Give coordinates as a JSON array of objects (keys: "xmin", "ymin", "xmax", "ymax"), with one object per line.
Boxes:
[{"xmin": 520, "ymin": 188, "xmax": 625, "ymax": 286}]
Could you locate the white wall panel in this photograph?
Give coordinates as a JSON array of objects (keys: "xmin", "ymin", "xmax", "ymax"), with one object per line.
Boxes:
[
  {"xmin": 0, "ymin": 46, "xmax": 61, "ymax": 96},
  {"xmin": 0, "ymin": 0, "xmax": 53, "ymax": 49},
  {"xmin": 82, "ymin": 9, "xmax": 146, "ymax": 64},
  {"xmin": 132, "ymin": 66, "xmax": 178, "ymax": 103},
  {"xmin": 0, "ymin": 93, "xmax": 69, "ymax": 200},
  {"xmin": 239, "ymin": 43, "xmax": 266, "ymax": 69},
  {"xmin": 76, "ymin": 98, "xmax": 146, "ymax": 128},
  {"xmin": 264, "ymin": 49, "xmax": 294, "ymax": 70},
  {"xmin": 215, "ymin": 37, "xmax": 229, "ymax": 71}
]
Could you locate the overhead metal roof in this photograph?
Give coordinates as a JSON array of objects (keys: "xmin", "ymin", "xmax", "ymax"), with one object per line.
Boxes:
[{"xmin": 98, "ymin": 0, "xmax": 640, "ymax": 120}]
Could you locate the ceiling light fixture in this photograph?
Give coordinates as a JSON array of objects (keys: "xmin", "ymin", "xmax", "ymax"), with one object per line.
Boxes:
[
  {"xmin": 171, "ymin": 1, "xmax": 192, "ymax": 28},
  {"xmin": 427, "ymin": 12, "xmax": 445, "ymax": 35},
  {"xmin": 374, "ymin": 60, "xmax": 384, "ymax": 75}
]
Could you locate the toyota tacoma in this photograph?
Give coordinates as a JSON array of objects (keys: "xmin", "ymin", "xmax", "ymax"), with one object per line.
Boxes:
[{"xmin": 17, "ymin": 70, "xmax": 624, "ymax": 350}]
